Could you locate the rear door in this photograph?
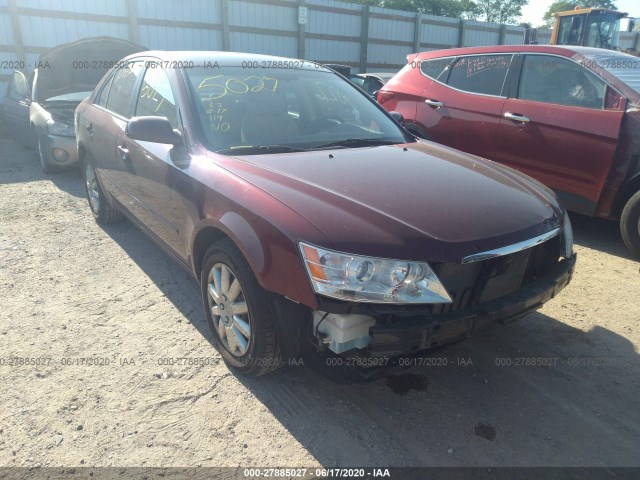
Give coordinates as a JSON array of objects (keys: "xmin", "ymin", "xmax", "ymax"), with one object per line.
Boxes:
[
  {"xmin": 495, "ymin": 54, "xmax": 625, "ymax": 215},
  {"xmin": 415, "ymin": 53, "xmax": 514, "ymax": 159},
  {"xmin": 3, "ymin": 71, "xmax": 32, "ymax": 145}
]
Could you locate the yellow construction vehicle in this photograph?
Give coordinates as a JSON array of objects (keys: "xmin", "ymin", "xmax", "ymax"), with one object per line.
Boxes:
[
  {"xmin": 550, "ymin": 7, "xmax": 632, "ymax": 50},
  {"xmin": 525, "ymin": 7, "xmax": 638, "ymax": 54}
]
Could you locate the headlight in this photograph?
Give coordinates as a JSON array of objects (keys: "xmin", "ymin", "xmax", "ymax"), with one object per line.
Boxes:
[
  {"xmin": 563, "ymin": 212, "xmax": 574, "ymax": 259},
  {"xmin": 46, "ymin": 120, "xmax": 74, "ymax": 137},
  {"xmin": 299, "ymin": 242, "xmax": 452, "ymax": 304}
]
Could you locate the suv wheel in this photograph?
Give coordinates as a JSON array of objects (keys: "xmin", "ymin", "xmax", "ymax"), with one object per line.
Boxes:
[
  {"xmin": 201, "ymin": 238, "xmax": 281, "ymax": 376},
  {"xmin": 620, "ymin": 190, "xmax": 640, "ymax": 258}
]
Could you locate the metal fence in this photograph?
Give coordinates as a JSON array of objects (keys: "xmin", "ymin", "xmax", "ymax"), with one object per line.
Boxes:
[{"xmin": 1, "ymin": 0, "xmax": 639, "ymax": 99}]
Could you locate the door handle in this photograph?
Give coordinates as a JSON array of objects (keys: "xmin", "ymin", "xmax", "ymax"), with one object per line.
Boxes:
[
  {"xmin": 85, "ymin": 123, "xmax": 93, "ymax": 136},
  {"xmin": 504, "ymin": 112, "xmax": 530, "ymax": 124},
  {"xmin": 424, "ymin": 99, "xmax": 444, "ymax": 108},
  {"xmin": 117, "ymin": 145, "xmax": 130, "ymax": 161}
]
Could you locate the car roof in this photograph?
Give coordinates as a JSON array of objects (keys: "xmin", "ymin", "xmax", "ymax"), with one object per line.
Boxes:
[
  {"xmin": 412, "ymin": 44, "xmax": 606, "ymax": 61},
  {"xmin": 124, "ymin": 50, "xmax": 332, "ymax": 72}
]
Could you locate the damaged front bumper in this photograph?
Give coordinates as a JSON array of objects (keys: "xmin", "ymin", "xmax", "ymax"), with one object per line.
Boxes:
[{"xmin": 367, "ymin": 254, "xmax": 576, "ymax": 356}]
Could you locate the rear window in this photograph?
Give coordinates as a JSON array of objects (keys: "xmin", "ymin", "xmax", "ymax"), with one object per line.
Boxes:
[
  {"xmin": 446, "ymin": 54, "xmax": 513, "ymax": 96},
  {"xmin": 419, "ymin": 58, "xmax": 453, "ymax": 81},
  {"xmin": 581, "ymin": 50, "xmax": 640, "ymax": 97}
]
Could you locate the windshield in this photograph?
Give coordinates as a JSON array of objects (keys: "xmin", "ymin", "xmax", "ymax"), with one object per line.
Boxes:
[
  {"xmin": 584, "ymin": 13, "xmax": 621, "ymax": 49},
  {"xmin": 184, "ymin": 66, "xmax": 410, "ymax": 154},
  {"xmin": 581, "ymin": 50, "xmax": 640, "ymax": 96}
]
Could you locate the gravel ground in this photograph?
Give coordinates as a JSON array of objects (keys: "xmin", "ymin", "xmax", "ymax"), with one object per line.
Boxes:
[{"xmin": 0, "ymin": 138, "xmax": 639, "ymax": 468}]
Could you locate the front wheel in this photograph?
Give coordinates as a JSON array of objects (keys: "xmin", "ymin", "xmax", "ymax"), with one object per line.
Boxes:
[
  {"xmin": 620, "ymin": 190, "xmax": 640, "ymax": 258},
  {"xmin": 36, "ymin": 134, "xmax": 56, "ymax": 174},
  {"xmin": 83, "ymin": 158, "xmax": 122, "ymax": 224},
  {"xmin": 201, "ymin": 238, "xmax": 281, "ymax": 376}
]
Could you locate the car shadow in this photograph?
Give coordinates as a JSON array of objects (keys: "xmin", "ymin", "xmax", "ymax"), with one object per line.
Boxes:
[
  {"xmin": 0, "ymin": 138, "xmax": 84, "ymax": 198},
  {"xmin": 99, "ymin": 219, "xmax": 640, "ymax": 467},
  {"xmin": 235, "ymin": 312, "xmax": 640, "ymax": 467},
  {"xmin": 571, "ymin": 212, "xmax": 635, "ymax": 261},
  {"xmin": 98, "ymin": 220, "xmax": 215, "ymax": 347}
]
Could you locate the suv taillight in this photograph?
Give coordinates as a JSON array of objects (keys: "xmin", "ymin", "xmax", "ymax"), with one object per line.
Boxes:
[{"xmin": 377, "ymin": 90, "xmax": 395, "ymax": 105}]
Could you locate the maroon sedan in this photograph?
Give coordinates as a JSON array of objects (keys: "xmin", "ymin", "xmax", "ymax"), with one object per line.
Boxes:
[
  {"xmin": 377, "ymin": 45, "xmax": 640, "ymax": 257},
  {"xmin": 76, "ymin": 51, "xmax": 575, "ymax": 376}
]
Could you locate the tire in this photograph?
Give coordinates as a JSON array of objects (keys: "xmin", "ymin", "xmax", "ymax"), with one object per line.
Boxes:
[
  {"xmin": 83, "ymin": 156, "xmax": 122, "ymax": 224},
  {"xmin": 36, "ymin": 133, "xmax": 56, "ymax": 174},
  {"xmin": 620, "ymin": 190, "xmax": 640, "ymax": 258},
  {"xmin": 201, "ymin": 238, "xmax": 281, "ymax": 376}
]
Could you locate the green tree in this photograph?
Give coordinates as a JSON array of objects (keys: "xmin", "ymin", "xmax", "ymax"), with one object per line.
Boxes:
[
  {"xmin": 474, "ymin": 0, "xmax": 528, "ymax": 24},
  {"xmin": 382, "ymin": 0, "xmax": 480, "ymax": 19},
  {"xmin": 541, "ymin": 0, "xmax": 617, "ymax": 27}
]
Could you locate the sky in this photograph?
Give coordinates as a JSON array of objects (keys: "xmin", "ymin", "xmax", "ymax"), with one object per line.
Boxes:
[{"xmin": 520, "ymin": 0, "xmax": 640, "ymax": 27}]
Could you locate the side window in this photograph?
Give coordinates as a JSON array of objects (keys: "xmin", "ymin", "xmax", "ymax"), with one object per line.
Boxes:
[
  {"xmin": 518, "ymin": 55, "xmax": 606, "ymax": 109},
  {"xmin": 8, "ymin": 72, "xmax": 29, "ymax": 100},
  {"xmin": 94, "ymin": 72, "xmax": 115, "ymax": 108},
  {"xmin": 105, "ymin": 61, "xmax": 144, "ymax": 118},
  {"xmin": 557, "ymin": 16, "xmax": 583, "ymax": 45},
  {"xmin": 447, "ymin": 55, "xmax": 512, "ymax": 96},
  {"xmin": 363, "ymin": 78, "xmax": 383, "ymax": 96},
  {"xmin": 350, "ymin": 76, "xmax": 365, "ymax": 88},
  {"xmin": 420, "ymin": 58, "xmax": 453, "ymax": 81},
  {"xmin": 135, "ymin": 67, "xmax": 178, "ymax": 129}
]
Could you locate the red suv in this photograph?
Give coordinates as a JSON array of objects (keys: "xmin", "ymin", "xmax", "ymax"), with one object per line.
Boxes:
[{"xmin": 378, "ymin": 45, "xmax": 640, "ymax": 257}]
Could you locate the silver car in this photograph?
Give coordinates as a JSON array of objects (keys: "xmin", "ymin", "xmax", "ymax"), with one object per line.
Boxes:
[{"xmin": 2, "ymin": 37, "xmax": 145, "ymax": 173}]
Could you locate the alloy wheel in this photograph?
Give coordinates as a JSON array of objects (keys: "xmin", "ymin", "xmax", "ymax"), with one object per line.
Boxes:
[{"xmin": 207, "ymin": 263, "xmax": 251, "ymax": 357}]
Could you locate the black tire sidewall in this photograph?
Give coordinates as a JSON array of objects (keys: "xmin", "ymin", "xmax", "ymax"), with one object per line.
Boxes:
[
  {"xmin": 620, "ymin": 191, "xmax": 640, "ymax": 258},
  {"xmin": 200, "ymin": 240, "xmax": 280, "ymax": 374}
]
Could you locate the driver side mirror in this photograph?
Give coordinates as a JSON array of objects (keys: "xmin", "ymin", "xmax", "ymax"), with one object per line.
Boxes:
[
  {"xmin": 126, "ymin": 116, "xmax": 182, "ymax": 145},
  {"xmin": 389, "ymin": 111, "xmax": 405, "ymax": 126}
]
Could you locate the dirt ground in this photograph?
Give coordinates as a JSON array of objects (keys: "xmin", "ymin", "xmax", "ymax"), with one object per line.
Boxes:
[{"xmin": 0, "ymin": 137, "xmax": 639, "ymax": 468}]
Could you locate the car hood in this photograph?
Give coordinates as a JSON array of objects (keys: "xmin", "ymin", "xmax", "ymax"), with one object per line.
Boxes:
[
  {"xmin": 216, "ymin": 142, "xmax": 563, "ymax": 263},
  {"xmin": 32, "ymin": 37, "xmax": 147, "ymax": 103}
]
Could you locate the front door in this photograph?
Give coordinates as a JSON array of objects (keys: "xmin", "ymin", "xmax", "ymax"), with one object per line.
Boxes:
[
  {"xmin": 495, "ymin": 54, "xmax": 625, "ymax": 215},
  {"xmin": 3, "ymin": 71, "xmax": 32, "ymax": 145}
]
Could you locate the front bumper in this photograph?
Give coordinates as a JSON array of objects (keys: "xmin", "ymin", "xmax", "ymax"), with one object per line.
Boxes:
[
  {"xmin": 42, "ymin": 134, "xmax": 78, "ymax": 166},
  {"xmin": 368, "ymin": 254, "xmax": 576, "ymax": 356}
]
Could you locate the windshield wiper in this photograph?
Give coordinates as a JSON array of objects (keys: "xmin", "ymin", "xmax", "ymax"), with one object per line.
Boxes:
[
  {"xmin": 215, "ymin": 145, "xmax": 309, "ymax": 155},
  {"xmin": 312, "ymin": 138, "xmax": 399, "ymax": 150}
]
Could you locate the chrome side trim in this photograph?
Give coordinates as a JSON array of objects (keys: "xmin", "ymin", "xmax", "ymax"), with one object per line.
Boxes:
[{"xmin": 462, "ymin": 228, "xmax": 561, "ymax": 264}]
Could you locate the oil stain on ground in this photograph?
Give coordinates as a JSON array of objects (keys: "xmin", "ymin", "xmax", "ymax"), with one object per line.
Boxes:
[
  {"xmin": 386, "ymin": 374, "xmax": 428, "ymax": 394},
  {"xmin": 475, "ymin": 422, "xmax": 497, "ymax": 441}
]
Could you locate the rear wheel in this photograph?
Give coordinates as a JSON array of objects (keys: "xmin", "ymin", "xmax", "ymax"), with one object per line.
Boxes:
[
  {"xmin": 620, "ymin": 190, "xmax": 640, "ymax": 258},
  {"xmin": 83, "ymin": 157, "xmax": 122, "ymax": 224},
  {"xmin": 201, "ymin": 238, "xmax": 281, "ymax": 376}
]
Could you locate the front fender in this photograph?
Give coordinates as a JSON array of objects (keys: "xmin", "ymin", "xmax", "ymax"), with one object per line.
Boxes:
[{"xmin": 189, "ymin": 194, "xmax": 329, "ymax": 310}]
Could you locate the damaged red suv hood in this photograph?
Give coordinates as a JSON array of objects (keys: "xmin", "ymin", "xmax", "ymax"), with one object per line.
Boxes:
[{"xmin": 217, "ymin": 141, "xmax": 563, "ymax": 263}]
